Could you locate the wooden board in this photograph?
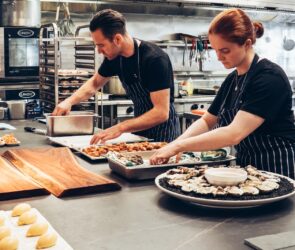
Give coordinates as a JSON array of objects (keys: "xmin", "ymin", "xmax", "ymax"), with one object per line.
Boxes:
[
  {"xmin": 0, "ymin": 157, "xmax": 48, "ymax": 200},
  {"xmin": 3, "ymin": 147, "xmax": 121, "ymax": 197}
]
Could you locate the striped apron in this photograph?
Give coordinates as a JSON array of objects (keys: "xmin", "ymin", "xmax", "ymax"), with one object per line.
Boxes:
[
  {"xmin": 217, "ymin": 56, "xmax": 295, "ymax": 179},
  {"xmin": 119, "ymin": 39, "xmax": 180, "ymax": 142}
]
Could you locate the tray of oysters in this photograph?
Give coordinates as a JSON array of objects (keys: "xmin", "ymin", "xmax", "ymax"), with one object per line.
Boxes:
[
  {"xmin": 106, "ymin": 148, "xmax": 235, "ymax": 180},
  {"xmin": 155, "ymin": 165, "xmax": 295, "ymax": 208},
  {"xmin": 0, "ymin": 203, "xmax": 73, "ymax": 249}
]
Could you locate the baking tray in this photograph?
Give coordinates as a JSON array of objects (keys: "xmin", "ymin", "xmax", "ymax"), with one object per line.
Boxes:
[
  {"xmin": 2, "ymin": 208, "xmax": 73, "ymax": 250},
  {"xmin": 107, "ymin": 151, "xmax": 236, "ymax": 180},
  {"xmin": 48, "ymin": 133, "xmax": 150, "ymax": 158},
  {"xmin": 76, "ymin": 142, "xmax": 165, "ymax": 161}
]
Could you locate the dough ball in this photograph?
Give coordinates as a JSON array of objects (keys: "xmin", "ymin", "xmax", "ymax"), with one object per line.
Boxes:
[
  {"xmin": 0, "ymin": 236, "xmax": 18, "ymax": 250},
  {"xmin": 0, "ymin": 227, "xmax": 10, "ymax": 241},
  {"xmin": 18, "ymin": 210, "xmax": 37, "ymax": 226},
  {"xmin": 11, "ymin": 203, "xmax": 31, "ymax": 217},
  {"xmin": 26, "ymin": 222, "xmax": 48, "ymax": 237},
  {"xmin": 36, "ymin": 232, "xmax": 57, "ymax": 249},
  {"xmin": 0, "ymin": 213, "xmax": 5, "ymax": 226}
]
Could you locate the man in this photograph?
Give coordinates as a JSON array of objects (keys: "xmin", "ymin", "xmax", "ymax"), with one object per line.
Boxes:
[{"xmin": 53, "ymin": 9, "xmax": 180, "ymax": 143}]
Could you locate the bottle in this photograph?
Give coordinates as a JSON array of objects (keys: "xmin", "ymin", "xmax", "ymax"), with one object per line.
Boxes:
[{"xmin": 187, "ymin": 78, "xmax": 194, "ymax": 96}]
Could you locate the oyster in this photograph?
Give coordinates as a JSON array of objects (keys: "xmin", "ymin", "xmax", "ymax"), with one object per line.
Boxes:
[
  {"xmin": 225, "ymin": 186, "xmax": 244, "ymax": 196},
  {"xmin": 257, "ymin": 180, "xmax": 279, "ymax": 193}
]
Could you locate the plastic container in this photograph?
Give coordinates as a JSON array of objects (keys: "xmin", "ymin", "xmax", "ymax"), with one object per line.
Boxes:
[
  {"xmin": 7, "ymin": 100, "xmax": 26, "ymax": 120},
  {"xmin": 205, "ymin": 167, "xmax": 247, "ymax": 187}
]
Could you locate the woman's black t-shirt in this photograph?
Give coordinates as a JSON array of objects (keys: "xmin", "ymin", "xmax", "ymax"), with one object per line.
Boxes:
[
  {"xmin": 208, "ymin": 57, "xmax": 295, "ymax": 141},
  {"xmin": 98, "ymin": 40, "xmax": 175, "ymax": 102}
]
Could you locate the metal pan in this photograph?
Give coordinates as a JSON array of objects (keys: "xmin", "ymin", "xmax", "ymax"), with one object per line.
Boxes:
[{"xmin": 107, "ymin": 151, "xmax": 236, "ymax": 180}]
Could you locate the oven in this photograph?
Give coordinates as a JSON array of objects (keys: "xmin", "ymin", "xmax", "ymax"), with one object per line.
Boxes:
[{"xmin": 0, "ymin": 27, "xmax": 39, "ymax": 78}]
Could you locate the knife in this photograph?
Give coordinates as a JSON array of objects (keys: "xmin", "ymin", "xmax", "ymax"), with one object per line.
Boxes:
[{"xmin": 24, "ymin": 127, "xmax": 47, "ymax": 135}]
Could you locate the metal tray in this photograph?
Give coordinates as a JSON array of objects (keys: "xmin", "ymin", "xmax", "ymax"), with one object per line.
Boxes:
[
  {"xmin": 48, "ymin": 133, "xmax": 150, "ymax": 159},
  {"xmin": 107, "ymin": 151, "xmax": 236, "ymax": 180}
]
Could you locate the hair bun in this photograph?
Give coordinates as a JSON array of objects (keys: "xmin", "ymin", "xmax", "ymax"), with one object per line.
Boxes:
[{"xmin": 253, "ymin": 21, "xmax": 264, "ymax": 39}]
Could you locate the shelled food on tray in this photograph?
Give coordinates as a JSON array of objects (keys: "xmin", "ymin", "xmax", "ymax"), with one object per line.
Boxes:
[
  {"xmin": 0, "ymin": 134, "xmax": 20, "ymax": 146},
  {"xmin": 0, "ymin": 202, "xmax": 73, "ymax": 249},
  {"xmin": 107, "ymin": 148, "xmax": 230, "ymax": 167},
  {"xmin": 106, "ymin": 149, "xmax": 235, "ymax": 180},
  {"xmin": 81, "ymin": 141, "xmax": 168, "ymax": 159},
  {"xmin": 156, "ymin": 165, "xmax": 295, "ymax": 206},
  {"xmin": 108, "ymin": 151, "xmax": 202, "ymax": 167}
]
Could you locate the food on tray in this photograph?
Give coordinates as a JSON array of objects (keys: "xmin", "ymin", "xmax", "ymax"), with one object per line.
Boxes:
[
  {"xmin": 159, "ymin": 165, "xmax": 295, "ymax": 200},
  {"xmin": 11, "ymin": 203, "xmax": 31, "ymax": 217},
  {"xmin": 82, "ymin": 141, "xmax": 167, "ymax": 158},
  {"xmin": 200, "ymin": 149, "xmax": 227, "ymax": 161},
  {"xmin": 0, "ymin": 139, "xmax": 5, "ymax": 146},
  {"xmin": 26, "ymin": 222, "xmax": 49, "ymax": 237},
  {"xmin": 0, "ymin": 227, "xmax": 10, "ymax": 241},
  {"xmin": 108, "ymin": 151, "xmax": 201, "ymax": 167},
  {"xmin": 1, "ymin": 134, "xmax": 20, "ymax": 146},
  {"xmin": 0, "ymin": 236, "xmax": 18, "ymax": 250},
  {"xmin": 0, "ymin": 214, "xmax": 5, "ymax": 226},
  {"xmin": 17, "ymin": 210, "xmax": 37, "ymax": 226},
  {"xmin": 36, "ymin": 232, "xmax": 57, "ymax": 249}
]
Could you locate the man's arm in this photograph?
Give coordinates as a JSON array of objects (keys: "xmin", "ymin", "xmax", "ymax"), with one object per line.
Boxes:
[
  {"xmin": 52, "ymin": 73, "xmax": 109, "ymax": 115},
  {"xmin": 90, "ymin": 88, "xmax": 170, "ymax": 144}
]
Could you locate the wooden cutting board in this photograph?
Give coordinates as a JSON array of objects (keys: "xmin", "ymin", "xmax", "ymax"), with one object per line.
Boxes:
[
  {"xmin": 3, "ymin": 147, "xmax": 121, "ymax": 197},
  {"xmin": 0, "ymin": 157, "xmax": 48, "ymax": 200}
]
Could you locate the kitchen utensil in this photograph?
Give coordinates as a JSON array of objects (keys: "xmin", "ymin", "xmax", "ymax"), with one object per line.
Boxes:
[
  {"xmin": 45, "ymin": 111, "xmax": 96, "ymax": 137},
  {"xmin": 283, "ymin": 36, "xmax": 295, "ymax": 51},
  {"xmin": 24, "ymin": 127, "xmax": 47, "ymax": 135},
  {"xmin": 3, "ymin": 147, "xmax": 121, "ymax": 197},
  {"xmin": 104, "ymin": 76, "xmax": 126, "ymax": 95},
  {"xmin": 56, "ymin": 2, "xmax": 75, "ymax": 36},
  {"xmin": 0, "ymin": 156, "xmax": 48, "ymax": 200},
  {"xmin": 182, "ymin": 37, "xmax": 188, "ymax": 66},
  {"xmin": 189, "ymin": 38, "xmax": 196, "ymax": 67}
]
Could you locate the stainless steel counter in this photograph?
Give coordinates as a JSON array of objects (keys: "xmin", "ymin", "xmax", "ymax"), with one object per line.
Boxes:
[
  {"xmin": 1, "ymin": 120, "xmax": 295, "ymax": 250},
  {"xmin": 97, "ymin": 95, "xmax": 215, "ymax": 106}
]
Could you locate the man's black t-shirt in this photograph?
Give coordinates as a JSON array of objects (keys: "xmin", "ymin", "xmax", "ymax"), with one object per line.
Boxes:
[
  {"xmin": 208, "ymin": 57, "xmax": 295, "ymax": 141},
  {"xmin": 98, "ymin": 40, "xmax": 175, "ymax": 102}
]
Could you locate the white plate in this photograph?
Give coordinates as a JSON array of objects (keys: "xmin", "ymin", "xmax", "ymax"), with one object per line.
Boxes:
[{"xmin": 155, "ymin": 172, "xmax": 295, "ymax": 208}]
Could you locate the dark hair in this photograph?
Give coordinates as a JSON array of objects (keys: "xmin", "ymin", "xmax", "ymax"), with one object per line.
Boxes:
[
  {"xmin": 208, "ymin": 8, "xmax": 264, "ymax": 45},
  {"xmin": 89, "ymin": 9, "xmax": 126, "ymax": 40}
]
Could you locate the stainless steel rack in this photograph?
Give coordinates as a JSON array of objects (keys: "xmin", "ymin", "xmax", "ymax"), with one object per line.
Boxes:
[{"xmin": 39, "ymin": 23, "xmax": 98, "ymax": 114}]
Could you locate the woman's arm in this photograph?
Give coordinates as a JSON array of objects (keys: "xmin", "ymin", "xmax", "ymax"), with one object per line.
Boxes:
[{"xmin": 150, "ymin": 110, "xmax": 265, "ymax": 164}]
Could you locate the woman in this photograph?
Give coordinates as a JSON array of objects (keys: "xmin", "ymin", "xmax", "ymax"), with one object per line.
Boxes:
[{"xmin": 150, "ymin": 8, "xmax": 295, "ymax": 179}]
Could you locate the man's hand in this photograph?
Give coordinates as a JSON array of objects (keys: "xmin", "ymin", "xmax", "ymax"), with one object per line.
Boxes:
[
  {"xmin": 90, "ymin": 124, "xmax": 125, "ymax": 144},
  {"xmin": 149, "ymin": 143, "xmax": 180, "ymax": 165},
  {"xmin": 52, "ymin": 100, "xmax": 72, "ymax": 116}
]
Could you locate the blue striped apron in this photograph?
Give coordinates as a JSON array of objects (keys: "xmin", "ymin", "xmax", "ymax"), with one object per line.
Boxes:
[
  {"xmin": 119, "ymin": 39, "xmax": 180, "ymax": 142},
  {"xmin": 217, "ymin": 55, "xmax": 295, "ymax": 179}
]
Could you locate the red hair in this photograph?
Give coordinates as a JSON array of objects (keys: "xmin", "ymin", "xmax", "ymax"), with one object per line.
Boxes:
[{"xmin": 209, "ymin": 8, "xmax": 264, "ymax": 45}]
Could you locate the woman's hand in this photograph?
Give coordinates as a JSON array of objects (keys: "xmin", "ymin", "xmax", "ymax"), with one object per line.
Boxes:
[{"xmin": 149, "ymin": 143, "xmax": 181, "ymax": 165}]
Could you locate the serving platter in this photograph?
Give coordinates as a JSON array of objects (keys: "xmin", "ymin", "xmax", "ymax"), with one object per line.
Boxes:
[
  {"xmin": 155, "ymin": 172, "xmax": 295, "ymax": 208},
  {"xmin": 107, "ymin": 151, "xmax": 236, "ymax": 180}
]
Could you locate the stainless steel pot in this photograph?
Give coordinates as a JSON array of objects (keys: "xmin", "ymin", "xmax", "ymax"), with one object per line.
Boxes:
[
  {"xmin": 0, "ymin": 0, "xmax": 41, "ymax": 27},
  {"xmin": 104, "ymin": 76, "xmax": 126, "ymax": 95}
]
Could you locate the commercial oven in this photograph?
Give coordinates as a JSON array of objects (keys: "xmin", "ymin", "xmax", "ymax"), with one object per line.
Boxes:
[{"xmin": 0, "ymin": 27, "xmax": 39, "ymax": 78}]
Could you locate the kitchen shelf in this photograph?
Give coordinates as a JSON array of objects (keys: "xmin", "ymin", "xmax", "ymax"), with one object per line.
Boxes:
[{"xmin": 39, "ymin": 23, "xmax": 98, "ymax": 114}]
